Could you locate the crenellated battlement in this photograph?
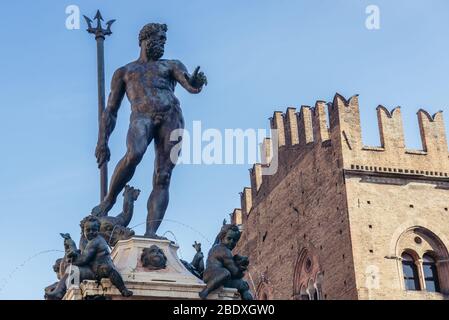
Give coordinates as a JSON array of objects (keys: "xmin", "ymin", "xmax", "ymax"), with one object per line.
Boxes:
[
  {"xmin": 297, "ymin": 105, "xmax": 314, "ymax": 145},
  {"xmin": 333, "ymin": 94, "xmax": 449, "ymax": 172},
  {"xmin": 230, "ymin": 94, "xmax": 449, "ymax": 223},
  {"xmin": 417, "ymin": 109, "xmax": 447, "ymax": 155},
  {"xmin": 313, "ymin": 101, "xmax": 330, "ymax": 142},
  {"xmin": 377, "ymin": 105, "xmax": 405, "ymax": 151}
]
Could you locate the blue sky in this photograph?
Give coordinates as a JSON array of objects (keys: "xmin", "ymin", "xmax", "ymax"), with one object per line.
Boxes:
[{"xmin": 0, "ymin": 0, "xmax": 448, "ymax": 299}]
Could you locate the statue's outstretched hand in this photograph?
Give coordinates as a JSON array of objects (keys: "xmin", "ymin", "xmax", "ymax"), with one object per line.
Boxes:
[
  {"xmin": 192, "ymin": 241, "xmax": 202, "ymax": 253},
  {"xmin": 95, "ymin": 143, "xmax": 110, "ymax": 168},
  {"xmin": 187, "ymin": 66, "xmax": 208, "ymax": 89}
]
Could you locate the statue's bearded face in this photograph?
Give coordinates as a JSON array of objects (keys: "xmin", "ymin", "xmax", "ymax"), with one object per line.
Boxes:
[{"xmin": 144, "ymin": 31, "xmax": 166, "ymax": 61}]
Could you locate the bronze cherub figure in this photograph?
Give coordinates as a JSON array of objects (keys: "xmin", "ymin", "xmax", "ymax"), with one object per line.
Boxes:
[
  {"xmin": 45, "ymin": 217, "xmax": 133, "ymax": 300},
  {"xmin": 200, "ymin": 224, "xmax": 253, "ymax": 300}
]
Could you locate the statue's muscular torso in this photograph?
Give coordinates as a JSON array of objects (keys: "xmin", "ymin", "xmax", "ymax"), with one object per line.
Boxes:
[{"xmin": 121, "ymin": 59, "xmax": 181, "ymax": 116}]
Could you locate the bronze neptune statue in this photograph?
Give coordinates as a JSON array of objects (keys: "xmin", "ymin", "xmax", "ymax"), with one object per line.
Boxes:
[{"xmin": 92, "ymin": 23, "xmax": 207, "ymax": 239}]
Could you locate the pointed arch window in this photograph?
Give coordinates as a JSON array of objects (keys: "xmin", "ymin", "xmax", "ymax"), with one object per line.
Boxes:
[
  {"xmin": 299, "ymin": 286, "xmax": 309, "ymax": 300},
  {"xmin": 402, "ymin": 252, "xmax": 421, "ymax": 291},
  {"xmin": 423, "ymin": 253, "xmax": 440, "ymax": 293}
]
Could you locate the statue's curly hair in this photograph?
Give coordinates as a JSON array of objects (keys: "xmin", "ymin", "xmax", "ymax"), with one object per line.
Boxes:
[
  {"xmin": 215, "ymin": 224, "xmax": 241, "ymax": 245},
  {"xmin": 139, "ymin": 23, "xmax": 168, "ymax": 46},
  {"xmin": 80, "ymin": 215, "xmax": 101, "ymax": 230}
]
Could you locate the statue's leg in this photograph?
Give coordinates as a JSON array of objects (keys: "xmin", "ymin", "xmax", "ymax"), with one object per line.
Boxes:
[
  {"xmin": 225, "ymin": 279, "xmax": 253, "ymax": 300},
  {"xmin": 199, "ymin": 269, "xmax": 231, "ymax": 299},
  {"xmin": 93, "ymin": 118, "xmax": 154, "ymax": 216},
  {"xmin": 44, "ymin": 282, "xmax": 58, "ymax": 297},
  {"xmin": 145, "ymin": 112, "xmax": 184, "ymax": 238},
  {"xmin": 108, "ymin": 268, "xmax": 133, "ymax": 297},
  {"xmin": 44, "ymin": 274, "xmax": 68, "ymax": 300}
]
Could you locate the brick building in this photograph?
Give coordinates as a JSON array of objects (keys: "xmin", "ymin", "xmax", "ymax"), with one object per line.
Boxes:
[{"xmin": 230, "ymin": 93, "xmax": 449, "ymax": 300}]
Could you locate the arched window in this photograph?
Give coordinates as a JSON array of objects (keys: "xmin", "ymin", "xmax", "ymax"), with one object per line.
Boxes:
[
  {"xmin": 402, "ymin": 252, "xmax": 421, "ymax": 291},
  {"xmin": 395, "ymin": 227, "xmax": 449, "ymax": 294},
  {"xmin": 315, "ymin": 272, "xmax": 324, "ymax": 300},
  {"xmin": 307, "ymin": 279, "xmax": 316, "ymax": 300},
  {"xmin": 299, "ymin": 286, "xmax": 309, "ymax": 300},
  {"xmin": 256, "ymin": 280, "xmax": 274, "ymax": 300},
  {"xmin": 423, "ymin": 253, "xmax": 440, "ymax": 293},
  {"xmin": 294, "ymin": 247, "xmax": 323, "ymax": 300}
]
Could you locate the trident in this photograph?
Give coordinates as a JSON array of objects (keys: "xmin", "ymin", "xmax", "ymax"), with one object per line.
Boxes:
[{"xmin": 83, "ymin": 10, "xmax": 116, "ymax": 202}]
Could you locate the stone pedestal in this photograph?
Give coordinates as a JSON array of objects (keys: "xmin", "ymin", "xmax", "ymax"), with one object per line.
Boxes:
[{"xmin": 64, "ymin": 237, "xmax": 239, "ymax": 300}]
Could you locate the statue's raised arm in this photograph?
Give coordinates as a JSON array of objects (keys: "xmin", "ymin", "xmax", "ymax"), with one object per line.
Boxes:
[{"xmin": 171, "ymin": 61, "xmax": 208, "ymax": 94}]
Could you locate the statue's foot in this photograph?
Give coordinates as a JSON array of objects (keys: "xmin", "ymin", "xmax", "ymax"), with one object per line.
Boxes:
[
  {"xmin": 45, "ymin": 290, "xmax": 65, "ymax": 300},
  {"xmin": 199, "ymin": 288, "xmax": 209, "ymax": 300},
  {"xmin": 120, "ymin": 288, "xmax": 133, "ymax": 298}
]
